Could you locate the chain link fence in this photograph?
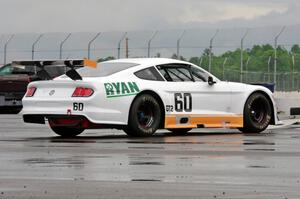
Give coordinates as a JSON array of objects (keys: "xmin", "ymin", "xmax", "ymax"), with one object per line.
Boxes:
[
  {"xmin": 222, "ymin": 70, "xmax": 300, "ymax": 92},
  {"xmin": 0, "ymin": 25, "xmax": 300, "ymax": 91}
]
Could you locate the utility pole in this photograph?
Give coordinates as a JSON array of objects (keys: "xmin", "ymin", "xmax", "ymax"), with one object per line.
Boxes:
[
  {"xmin": 274, "ymin": 26, "xmax": 286, "ymax": 85},
  {"xmin": 176, "ymin": 30, "xmax": 186, "ymax": 59},
  {"xmin": 147, "ymin": 31, "xmax": 158, "ymax": 58},
  {"xmin": 117, "ymin": 32, "xmax": 127, "ymax": 59},
  {"xmin": 59, "ymin": 33, "xmax": 72, "ymax": 59},
  {"xmin": 32, "ymin": 34, "xmax": 43, "ymax": 60},
  {"xmin": 209, "ymin": 29, "xmax": 219, "ymax": 73},
  {"xmin": 125, "ymin": 37, "xmax": 129, "ymax": 58},
  {"xmin": 88, "ymin": 32, "xmax": 101, "ymax": 59},
  {"xmin": 4, "ymin": 34, "xmax": 14, "ymax": 65},
  {"xmin": 240, "ymin": 29, "xmax": 249, "ymax": 82}
]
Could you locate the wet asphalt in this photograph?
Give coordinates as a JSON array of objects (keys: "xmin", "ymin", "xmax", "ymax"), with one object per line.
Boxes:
[{"xmin": 0, "ymin": 114, "xmax": 300, "ymax": 199}]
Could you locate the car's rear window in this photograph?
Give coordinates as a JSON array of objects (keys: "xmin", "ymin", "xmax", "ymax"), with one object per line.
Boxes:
[
  {"xmin": 0, "ymin": 64, "xmax": 70, "ymax": 79},
  {"xmin": 75, "ymin": 62, "xmax": 138, "ymax": 77},
  {"xmin": 0, "ymin": 64, "xmax": 35, "ymax": 76}
]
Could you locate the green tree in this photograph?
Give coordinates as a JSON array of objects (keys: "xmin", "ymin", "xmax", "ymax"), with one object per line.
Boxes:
[{"xmin": 291, "ymin": 44, "xmax": 300, "ymax": 54}]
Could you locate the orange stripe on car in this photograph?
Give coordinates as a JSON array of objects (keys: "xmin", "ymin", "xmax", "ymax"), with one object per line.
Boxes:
[{"xmin": 165, "ymin": 114, "xmax": 243, "ymax": 129}]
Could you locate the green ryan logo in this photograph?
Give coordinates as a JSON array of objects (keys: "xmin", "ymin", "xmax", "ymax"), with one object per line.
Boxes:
[{"xmin": 104, "ymin": 82, "xmax": 140, "ymax": 98}]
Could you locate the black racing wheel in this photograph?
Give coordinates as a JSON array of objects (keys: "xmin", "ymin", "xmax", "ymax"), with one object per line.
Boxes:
[
  {"xmin": 239, "ymin": 93, "xmax": 272, "ymax": 133},
  {"xmin": 124, "ymin": 94, "xmax": 161, "ymax": 137}
]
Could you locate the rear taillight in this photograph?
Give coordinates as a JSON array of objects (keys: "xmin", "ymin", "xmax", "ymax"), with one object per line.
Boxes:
[
  {"xmin": 25, "ymin": 87, "xmax": 36, "ymax": 97},
  {"xmin": 72, "ymin": 87, "xmax": 94, "ymax": 97}
]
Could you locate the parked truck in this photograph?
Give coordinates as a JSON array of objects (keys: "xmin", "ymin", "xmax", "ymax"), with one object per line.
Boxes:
[{"xmin": 0, "ymin": 61, "xmax": 67, "ymax": 113}]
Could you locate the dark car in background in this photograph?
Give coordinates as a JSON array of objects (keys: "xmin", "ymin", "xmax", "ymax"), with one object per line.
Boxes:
[{"xmin": 0, "ymin": 62, "xmax": 66, "ymax": 113}]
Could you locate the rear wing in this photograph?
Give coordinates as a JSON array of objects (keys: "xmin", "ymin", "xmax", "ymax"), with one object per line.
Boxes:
[{"xmin": 12, "ymin": 59, "xmax": 97, "ymax": 80}]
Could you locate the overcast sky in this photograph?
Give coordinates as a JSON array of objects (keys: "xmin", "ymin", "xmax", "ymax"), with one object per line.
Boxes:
[{"xmin": 0, "ymin": 0, "xmax": 299, "ymax": 33}]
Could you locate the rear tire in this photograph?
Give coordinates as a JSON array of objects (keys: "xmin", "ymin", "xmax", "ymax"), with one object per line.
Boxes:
[
  {"xmin": 167, "ymin": 128, "xmax": 191, "ymax": 135},
  {"xmin": 239, "ymin": 93, "xmax": 272, "ymax": 133},
  {"xmin": 124, "ymin": 94, "xmax": 161, "ymax": 137},
  {"xmin": 50, "ymin": 126, "xmax": 84, "ymax": 137}
]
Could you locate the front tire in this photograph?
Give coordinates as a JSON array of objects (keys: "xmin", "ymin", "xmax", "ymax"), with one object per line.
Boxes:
[
  {"xmin": 50, "ymin": 126, "xmax": 84, "ymax": 137},
  {"xmin": 124, "ymin": 94, "xmax": 161, "ymax": 137},
  {"xmin": 240, "ymin": 93, "xmax": 272, "ymax": 133}
]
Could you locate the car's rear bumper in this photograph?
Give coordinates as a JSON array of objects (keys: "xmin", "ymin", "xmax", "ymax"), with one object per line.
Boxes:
[
  {"xmin": 23, "ymin": 114, "xmax": 125, "ymax": 129},
  {"xmin": 21, "ymin": 98, "xmax": 128, "ymax": 126}
]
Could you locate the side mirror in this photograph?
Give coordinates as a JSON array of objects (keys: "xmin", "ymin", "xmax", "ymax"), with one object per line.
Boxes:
[{"xmin": 208, "ymin": 76, "xmax": 216, "ymax": 86}]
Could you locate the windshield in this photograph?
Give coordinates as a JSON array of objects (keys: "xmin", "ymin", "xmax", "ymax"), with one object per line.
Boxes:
[{"xmin": 69, "ymin": 62, "xmax": 139, "ymax": 77}]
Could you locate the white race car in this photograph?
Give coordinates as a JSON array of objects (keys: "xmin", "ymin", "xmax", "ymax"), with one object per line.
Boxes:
[{"xmin": 21, "ymin": 58, "xmax": 278, "ymax": 137}]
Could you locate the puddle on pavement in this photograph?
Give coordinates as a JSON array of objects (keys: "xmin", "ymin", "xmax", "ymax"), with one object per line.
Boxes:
[
  {"xmin": 247, "ymin": 165, "xmax": 271, "ymax": 169},
  {"xmin": 245, "ymin": 148, "xmax": 275, "ymax": 151},
  {"xmin": 131, "ymin": 179, "xmax": 161, "ymax": 182},
  {"xmin": 24, "ymin": 158, "xmax": 85, "ymax": 168},
  {"xmin": 243, "ymin": 140, "xmax": 275, "ymax": 145},
  {"xmin": 128, "ymin": 146, "xmax": 165, "ymax": 149},
  {"xmin": 129, "ymin": 161, "xmax": 164, "ymax": 166}
]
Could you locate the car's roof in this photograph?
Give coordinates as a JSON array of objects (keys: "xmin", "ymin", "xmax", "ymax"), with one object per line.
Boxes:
[{"xmin": 103, "ymin": 58, "xmax": 189, "ymax": 66}]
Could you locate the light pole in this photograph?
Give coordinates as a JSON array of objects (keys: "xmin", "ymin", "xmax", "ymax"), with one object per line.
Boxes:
[
  {"xmin": 199, "ymin": 57, "xmax": 203, "ymax": 67},
  {"xmin": 245, "ymin": 57, "xmax": 251, "ymax": 83},
  {"xmin": 176, "ymin": 30, "xmax": 186, "ymax": 59},
  {"xmin": 267, "ymin": 56, "xmax": 272, "ymax": 82},
  {"xmin": 59, "ymin": 33, "xmax": 72, "ymax": 59},
  {"xmin": 4, "ymin": 34, "xmax": 14, "ymax": 64},
  {"xmin": 240, "ymin": 29, "xmax": 249, "ymax": 82},
  {"xmin": 32, "ymin": 34, "xmax": 43, "ymax": 60},
  {"xmin": 117, "ymin": 32, "xmax": 127, "ymax": 59},
  {"xmin": 274, "ymin": 26, "xmax": 286, "ymax": 85},
  {"xmin": 88, "ymin": 32, "xmax": 101, "ymax": 59},
  {"xmin": 292, "ymin": 54, "xmax": 295, "ymax": 90},
  {"xmin": 222, "ymin": 57, "xmax": 228, "ymax": 80},
  {"xmin": 209, "ymin": 29, "xmax": 219, "ymax": 73},
  {"xmin": 147, "ymin": 31, "xmax": 158, "ymax": 58},
  {"xmin": 0, "ymin": 35, "xmax": 3, "ymax": 65}
]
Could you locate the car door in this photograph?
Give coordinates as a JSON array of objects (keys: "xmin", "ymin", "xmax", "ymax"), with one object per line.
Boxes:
[
  {"xmin": 157, "ymin": 64, "xmax": 234, "ymax": 128},
  {"xmin": 189, "ymin": 65, "xmax": 232, "ymax": 115},
  {"xmin": 157, "ymin": 64, "xmax": 232, "ymax": 114}
]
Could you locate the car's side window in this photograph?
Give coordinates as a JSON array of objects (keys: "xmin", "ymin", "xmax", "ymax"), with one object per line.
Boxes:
[
  {"xmin": 157, "ymin": 64, "xmax": 194, "ymax": 82},
  {"xmin": 134, "ymin": 67, "xmax": 164, "ymax": 81},
  {"xmin": 190, "ymin": 66, "xmax": 209, "ymax": 82}
]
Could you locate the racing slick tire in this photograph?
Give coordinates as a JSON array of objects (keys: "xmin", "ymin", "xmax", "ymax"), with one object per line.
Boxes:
[
  {"xmin": 239, "ymin": 93, "xmax": 272, "ymax": 133},
  {"xmin": 50, "ymin": 126, "xmax": 84, "ymax": 137},
  {"xmin": 167, "ymin": 128, "xmax": 192, "ymax": 135},
  {"xmin": 125, "ymin": 94, "xmax": 161, "ymax": 137}
]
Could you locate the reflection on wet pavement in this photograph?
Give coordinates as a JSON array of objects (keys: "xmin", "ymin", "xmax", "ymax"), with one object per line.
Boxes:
[{"xmin": 0, "ymin": 115, "xmax": 300, "ymax": 198}]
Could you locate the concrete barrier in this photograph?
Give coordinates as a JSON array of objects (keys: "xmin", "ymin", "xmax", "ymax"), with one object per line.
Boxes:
[{"xmin": 274, "ymin": 91, "xmax": 300, "ymax": 119}]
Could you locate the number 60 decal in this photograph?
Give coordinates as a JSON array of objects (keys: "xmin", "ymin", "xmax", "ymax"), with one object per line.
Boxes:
[
  {"xmin": 73, "ymin": 102, "xmax": 84, "ymax": 111},
  {"xmin": 174, "ymin": 93, "xmax": 192, "ymax": 112}
]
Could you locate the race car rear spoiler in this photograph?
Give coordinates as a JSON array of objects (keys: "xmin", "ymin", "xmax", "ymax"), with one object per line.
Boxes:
[{"xmin": 12, "ymin": 59, "xmax": 97, "ymax": 81}]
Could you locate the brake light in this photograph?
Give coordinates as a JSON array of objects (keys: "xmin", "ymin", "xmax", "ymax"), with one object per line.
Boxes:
[
  {"xmin": 72, "ymin": 87, "xmax": 94, "ymax": 97},
  {"xmin": 25, "ymin": 87, "xmax": 36, "ymax": 97}
]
